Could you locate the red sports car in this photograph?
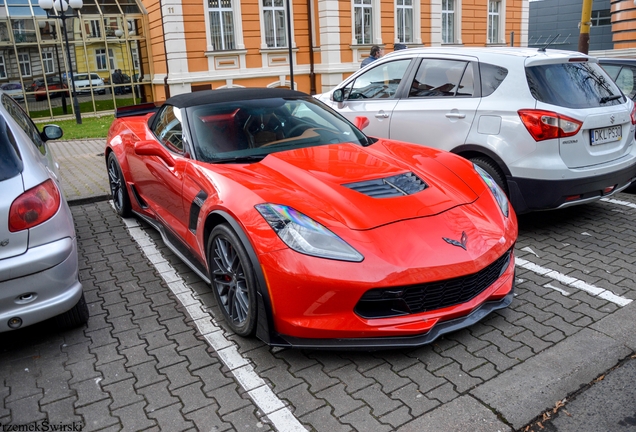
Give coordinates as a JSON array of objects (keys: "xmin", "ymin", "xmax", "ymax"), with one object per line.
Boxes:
[{"xmin": 105, "ymin": 88, "xmax": 517, "ymax": 349}]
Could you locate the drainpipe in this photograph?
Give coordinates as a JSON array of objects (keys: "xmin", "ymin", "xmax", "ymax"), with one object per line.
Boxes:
[
  {"xmin": 159, "ymin": 0, "xmax": 171, "ymax": 98},
  {"xmin": 307, "ymin": 0, "xmax": 316, "ymax": 94}
]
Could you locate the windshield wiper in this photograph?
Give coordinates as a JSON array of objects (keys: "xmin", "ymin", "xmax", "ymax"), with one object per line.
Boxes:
[
  {"xmin": 211, "ymin": 154, "xmax": 267, "ymax": 164},
  {"xmin": 600, "ymin": 94, "xmax": 622, "ymax": 104}
]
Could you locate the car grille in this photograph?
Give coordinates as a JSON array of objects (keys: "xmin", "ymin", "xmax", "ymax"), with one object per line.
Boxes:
[
  {"xmin": 354, "ymin": 249, "xmax": 512, "ymax": 319},
  {"xmin": 343, "ymin": 172, "xmax": 427, "ymax": 198}
]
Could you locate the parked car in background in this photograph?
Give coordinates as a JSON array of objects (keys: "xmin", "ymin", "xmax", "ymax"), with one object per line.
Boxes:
[
  {"xmin": 0, "ymin": 91, "xmax": 88, "ymax": 332},
  {"xmin": 599, "ymin": 58, "xmax": 636, "ymax": 101},
  {"xmin": 106, "ymin": 88, "xmax": 517, "ymax": 348},
  {"xmin": 0, "ymin": 82, "xmax": 24, "ymax": 101},
  {"xmin": 316, "ymin": 47, "xmax": 636, "ymax": 214},
  {"xmin": 71, "ymin": 73, "xmax": 106, "ymax": 95},
  {"xmin": 30, "ymin": 76, "xmax": 69, "ymax": 101}
]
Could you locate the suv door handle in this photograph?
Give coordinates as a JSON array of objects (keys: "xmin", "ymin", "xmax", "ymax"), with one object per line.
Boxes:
[
  {"xmin": 375, "ymin": 111, "xmax": 390, "ymax": 119},
  {"xmin": 445, "ymin": 112, "xmax": 466, "ymax": 119}
]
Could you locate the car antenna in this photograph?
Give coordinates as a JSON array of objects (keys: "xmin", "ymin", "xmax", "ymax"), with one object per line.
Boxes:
[{"xmin": 538, "ymin": 34, "xmax": 560, "ymax": 52}]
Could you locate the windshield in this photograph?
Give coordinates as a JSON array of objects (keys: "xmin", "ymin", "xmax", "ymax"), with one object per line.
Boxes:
[
  {"xmin": 187, "ymin": 96, "xmax": 369, "ymax": 163},
  {"xmin": 526, "ymin": 62, "xmax": 625, "ymax": 108}
]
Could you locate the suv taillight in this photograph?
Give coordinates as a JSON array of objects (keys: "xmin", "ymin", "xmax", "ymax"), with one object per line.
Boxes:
[
  {"xmin": 518, "ymin": 109, "xmax": 583, "ymax": 142},
  {"xmin": 9, "ymin": 179, "xmax": 61, "ymax": 232}
]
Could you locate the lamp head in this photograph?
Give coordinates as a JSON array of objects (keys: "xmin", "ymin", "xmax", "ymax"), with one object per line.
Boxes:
[
  {"xmin": 68, "ymin": 0, "xmax": 83, "ymax": 9},
  {"xmin": 53, "ymin": 0, "xmax": 68, "ymax": 12},
  {"xmin": 115, "ymin": 29, "xmax": 123, "ymax": 37},
  {"xmin": 38, "ymin": 0, "xmax": 54, "ymax": 11}
]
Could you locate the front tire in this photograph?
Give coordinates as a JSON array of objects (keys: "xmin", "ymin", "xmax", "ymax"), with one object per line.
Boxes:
[
  {"xmin": 207, "ymin": 224, "xmax": 257, "ymax": 337},
  {"xmin": 107, "ymin": 152, "xmax": 132, "ymax": 217}
]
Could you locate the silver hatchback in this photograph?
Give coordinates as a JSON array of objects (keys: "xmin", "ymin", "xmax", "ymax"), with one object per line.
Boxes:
[{"xmin": 0, "ymin": 92, "xmax": 88, "ymax": 332}]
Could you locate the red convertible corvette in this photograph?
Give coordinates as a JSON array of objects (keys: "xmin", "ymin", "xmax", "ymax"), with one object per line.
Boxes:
[{"xmin": 106, "ymin": 88, "xmax": 517, "ymax": 349}]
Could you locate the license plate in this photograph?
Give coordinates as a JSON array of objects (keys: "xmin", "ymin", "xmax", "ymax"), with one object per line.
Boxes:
[{"xmin": 590, "ymin": 125, "xmax": 622, "ymax": 145}]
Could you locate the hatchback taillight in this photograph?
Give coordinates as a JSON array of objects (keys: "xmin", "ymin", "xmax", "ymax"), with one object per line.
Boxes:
[
  {"xmin": 630, "ymin": 104, "xmax": 636, "ymax": 125},
  {"xmin": 9, "ymin": 179, "xmax": 61, "ymax": 232},
  {"xmin": 518, "ymin": 109, "xmax": 583, "ymax": 142}
]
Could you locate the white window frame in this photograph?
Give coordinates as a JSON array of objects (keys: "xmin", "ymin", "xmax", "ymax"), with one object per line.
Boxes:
[
  {"xmin": 204, "ymin": 0, "xmax": 245, "ymax": 51},
  {"xmin": 89, "ymin": 19, "xmax": 101, "ymax": 38},
  {"xmin": 396, "ymin": 0, "xmax": 413, "ymax": 44},
  {"xmin": 262, "ymin": 0, "xmax": 288, "ymax": 48},
  {"xmin": 131, "ymin": 47, "xmax": 139, "ymax": 70},
  {"xmin": 18, "ymin": 53, "xmax": 31, "ymax": 77},
  {"xmin": 0, "ymin": 55, "xmax": 7, "ymax": 79},
  {"xmin": 42, "ymin": 51, "xmax": 55, "ymax": 74},
  {"xmin": 441, "ymin": 0, "xmax": 455, "ymax": 44},
  {"xmin": 432, "ymin": 0, "xmax": 461, "ymax": 46},
  {"xmin": 108, "ymin": 48, "xmax": 115, "ymax": 70},
  {"xmin": 354, "ymin": 0, "xmax": 373, "ymax": 45},
  {"xmin": 487, "ymin": 0, "xmax": 506, "ymax": 44},
  {"xmin": 207, "ymin": 0, "xmax": 235, "ymax": 51},
  {"xmin": 96, "ymin": 48, "xmax": 108, "ymax": 70}
]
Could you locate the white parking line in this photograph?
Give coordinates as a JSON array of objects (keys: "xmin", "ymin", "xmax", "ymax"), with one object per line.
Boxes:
[
  {"xmin": 115, "ymin": 209, "xmax": 307, "ymax": 432},
  {"xmin": 515, "ymin": 257, "xmax": 632, "ymax": 306},
  {"xmin": 601, "ymin": 197, "xmax": 636, "ymax": 209}
]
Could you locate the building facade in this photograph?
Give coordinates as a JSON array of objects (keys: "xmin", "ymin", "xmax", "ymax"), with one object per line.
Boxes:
[{"xmin": 142, "ymin": 0, "xmax": 529, "ymax": 100}]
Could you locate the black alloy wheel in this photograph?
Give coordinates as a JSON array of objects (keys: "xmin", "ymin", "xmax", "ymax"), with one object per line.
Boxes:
[
  {"xmin": 107, "ymin": 152, "xmax": 132, "ymax": 217},
  {"xmin": 208, "ymin": 224, "xmax": 257, "ymax": 337}
]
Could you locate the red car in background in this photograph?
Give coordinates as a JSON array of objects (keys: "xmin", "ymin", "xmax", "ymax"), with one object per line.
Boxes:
[
  {"xmin": 105, "ymin": 88, "xmax": 518, "ymax": 349},
  {"xmin": 31, "ymin": 77, "xmax": 69, "ymax": 101}
]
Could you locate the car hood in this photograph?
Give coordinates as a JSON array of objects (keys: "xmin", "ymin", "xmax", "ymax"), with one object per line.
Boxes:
[{"xmin": 214, "ymin": 141, "xmax": 479, "ymax": 230}]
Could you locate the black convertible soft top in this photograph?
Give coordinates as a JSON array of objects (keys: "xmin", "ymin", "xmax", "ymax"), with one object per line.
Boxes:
[{"xmin": 166, "ymin": 87, "xmax": 309, "ymax": 108}]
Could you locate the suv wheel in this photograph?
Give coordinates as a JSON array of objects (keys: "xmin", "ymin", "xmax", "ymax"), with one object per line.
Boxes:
[{"xmin": 470, "ymin": 157, "xmax": 508, "ymax": 196}]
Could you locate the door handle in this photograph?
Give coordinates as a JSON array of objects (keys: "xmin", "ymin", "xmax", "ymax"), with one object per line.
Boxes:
[
  {"xmin": 375, "ymin": 111, "xmax": 390, "ymax": 119},
  {"xmin": 445, "ymin": 112, "xmax": 466, "ymax": 119}
]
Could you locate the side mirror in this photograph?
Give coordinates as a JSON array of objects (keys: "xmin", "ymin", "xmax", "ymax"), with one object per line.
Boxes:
[
  {"xmin": 354, "ymin": 116, "xmax": 370, "ymax": 131},
  {"xmin": 134, "ymin": 140, "xmax": 175, "ymax": 167},
  {"xmin": 41, "ymin": 124, "xmax": 63, "ymax": 142},
  {"xmin": 333, "ymin": 89, "xmax": 344, "ymax": 103}
]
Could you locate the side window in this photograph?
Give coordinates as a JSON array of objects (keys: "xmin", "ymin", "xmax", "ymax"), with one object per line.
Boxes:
[
  {"xmin": 152, "ymin": 105, "xmax": 184, "ymax": 153},
  {"xmin": 601, "ymin": 64, "xmax": 621, "ymax": 81},
  {"xmin": 1, "ymin": 94, "xmax": 45, "ymax": 153},
  {"xmin": 409, "ymin": 59, "xmax": 469, "ymax": 98},
  {"xmin": 480, "ymin": 62, "xmax": 508, "ymax": 97},
  {"xmin": 345, "ymin": 59, "xmax": 411, "ymax": 100},
  {"xmin": 615, "ymin": 67, "xmax": 636, "ymax": 99}
]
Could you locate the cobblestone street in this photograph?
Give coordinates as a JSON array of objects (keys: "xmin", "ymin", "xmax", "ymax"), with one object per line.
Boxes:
[{"xmin": 0, "ymin": 140, "xmax": 635, "ymax": 431}]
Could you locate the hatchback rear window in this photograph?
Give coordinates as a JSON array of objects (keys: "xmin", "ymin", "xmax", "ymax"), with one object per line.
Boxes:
[
  {"xmin": 0, "ymin": 117, "xmax": 23, "ymax": 181},
  {"xmin": 526, "ymin": 62, "xmax": 624, "ymax": 108}
]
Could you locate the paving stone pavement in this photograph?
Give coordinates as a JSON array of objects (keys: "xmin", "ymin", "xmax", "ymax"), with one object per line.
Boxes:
[{"xmin": 1, "ymin": 139, "xmax": 635, "ymax": 431}]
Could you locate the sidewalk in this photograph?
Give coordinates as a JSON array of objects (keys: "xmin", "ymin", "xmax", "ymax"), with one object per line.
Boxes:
[{"xmin": 49, "ymin": 139, "xmax": 110, "ymax": 204}]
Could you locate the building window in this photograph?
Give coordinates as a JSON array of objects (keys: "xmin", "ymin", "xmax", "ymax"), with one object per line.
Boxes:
[
  {"xmin": 42, "ymin": 51, "xmax": 55, "ymax": 74},
  {"xmin": 263, "ymin": 0, "xmax": 287, "ymax": 48},
  {"xmin": 131, "ymin": 47, "xmax": 139, "ymax": 70},
  {"xmin": 89, "ymin": 19, "xmax": 101, "ymax": 38},
  {"xmin": 18, "ymin": 53, "xmax": 31, "ymax": 77},
  {"xmin": 354, "ymin": 0, "xmax": 373, "ymax": 44},
  {"xmin": 441, "ymin": 0, "xmax": 454, "ymax": 44},
  {"xmin": 96, "ymin": 49, "xmax": 107, "ymax": 70},
  {"xmin": 208, "ymin": 0, "xmax": 235, "ymax": 50},
  {"xmin": 396, "ymin": 0, "xmax": 413, "ymax": 43},
  {"xmin": 0, "ymin": 55, "xmax": 6, "ymax": 79},
  {"xmin": 108, "ymin": 48, "xmax": 115, "ymax": 70},
  {"xmin": 487, "ymin": 0, "xmax": 500, "ymax": 44},
  {"xmin": 591, "ymin": 9, "xmax": 611, "ymax": 27}
]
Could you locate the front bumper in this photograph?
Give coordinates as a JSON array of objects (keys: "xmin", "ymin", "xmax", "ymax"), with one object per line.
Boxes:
[
  {"xmin": 0, "ymin": 237, "xmax": 83, "ymax": 332},
  {"xmin": 273, "ymin": 288, "xmax": 515, "ymax": 350}
]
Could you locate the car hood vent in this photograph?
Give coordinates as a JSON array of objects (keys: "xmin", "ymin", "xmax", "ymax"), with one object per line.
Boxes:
[{"xmin": 343, "ymin": 172, "xmax": 427, "ymax": 198}]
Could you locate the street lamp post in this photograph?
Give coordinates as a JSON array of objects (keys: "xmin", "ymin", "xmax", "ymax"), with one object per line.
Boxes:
[
  {"xmin": 38, "ymin": 0, "xmax": 82, "ymax": 124},
  {"xmin": 38, "ymin": 21, "xmax": 67, "ymax": 114}
]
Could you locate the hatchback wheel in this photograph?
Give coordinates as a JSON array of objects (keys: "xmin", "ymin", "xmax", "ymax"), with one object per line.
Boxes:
[
  {"xmin": 55, "ymin": 293, "xmax": 89, "ymax": 329},
  {"xmin": 207, "ymin": 224, "xmax": 257, "ymax": 337},
  {"xmin": 107, "ymin": 152, "xmax": 132, "ymax": 217}
]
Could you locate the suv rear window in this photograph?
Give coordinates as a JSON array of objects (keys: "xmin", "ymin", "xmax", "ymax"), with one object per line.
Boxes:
[{"xmin": 526, "ymin": 62, "xmax": 624, "ymax": 108}]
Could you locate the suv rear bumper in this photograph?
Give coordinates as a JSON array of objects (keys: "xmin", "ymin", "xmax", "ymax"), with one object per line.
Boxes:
[
  {"xmin": 508, "ymin": 163, "xmax": 636, "ymax": 213},
  {"xmin": 507, "ymin": 165, "xmax": 636, "ymax": 214}
]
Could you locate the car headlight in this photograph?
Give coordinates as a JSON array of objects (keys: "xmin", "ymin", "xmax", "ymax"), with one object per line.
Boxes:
[
  {"xmin": 255, "ymin": 203, "xmax": 364, "ymax": 262},
  {"xmin": 473, "ymin": 164, "xmax": 509, "ymax": 217}
]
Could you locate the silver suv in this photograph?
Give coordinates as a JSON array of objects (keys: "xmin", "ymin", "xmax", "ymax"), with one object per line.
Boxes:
[{"xmin": 316, "ymin": 47, "xmax": 636, "ymax": 214}]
